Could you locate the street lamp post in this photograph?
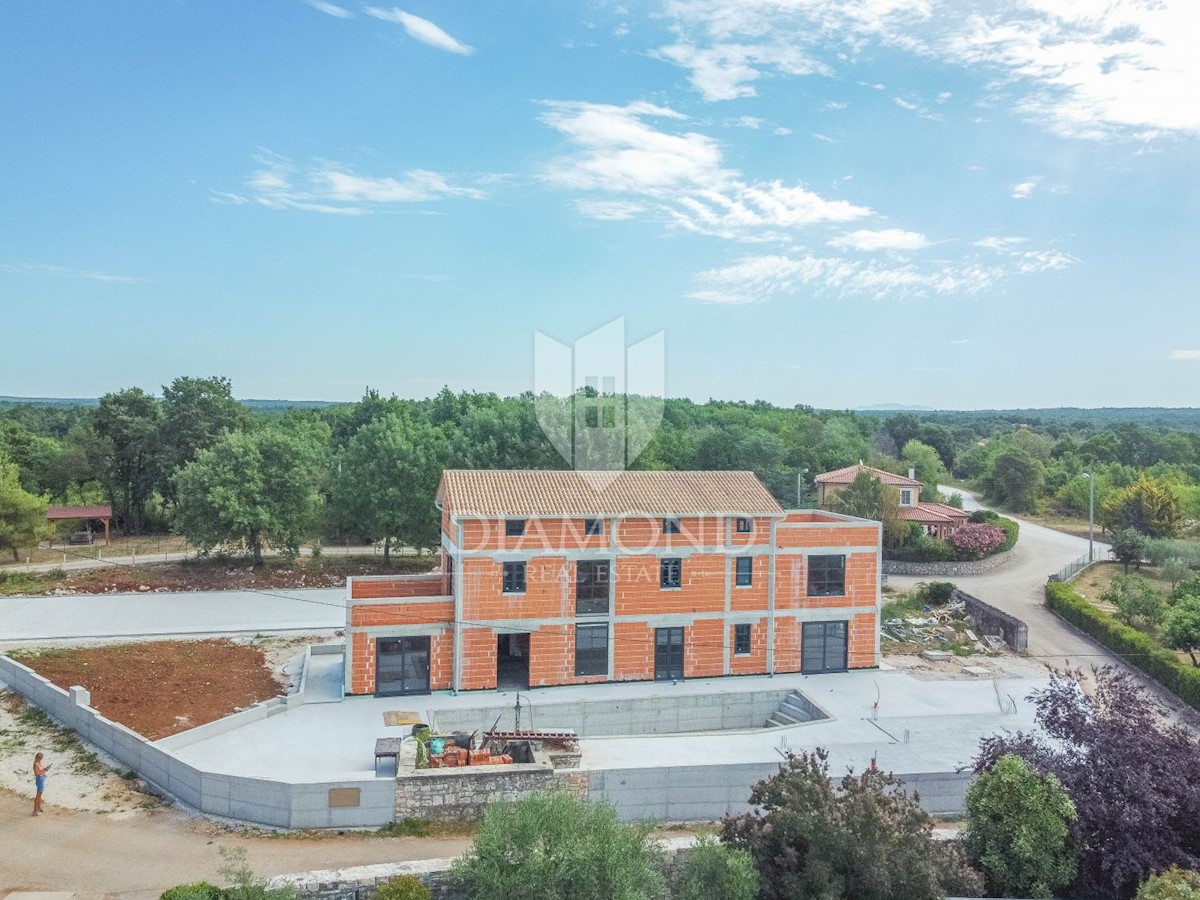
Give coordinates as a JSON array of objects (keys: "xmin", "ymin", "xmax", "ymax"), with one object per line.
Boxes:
[
  {"xmin": 1083, "ymin": 472, "xmax": 1095, "ymax": 562},
  {"xmin": 797, "ymin": 468, "xmax": 809, "ymax": 508}
]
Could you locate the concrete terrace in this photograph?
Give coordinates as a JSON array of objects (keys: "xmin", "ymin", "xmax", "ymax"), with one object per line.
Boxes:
[{"xmin": 167, "ymin": 662, "xmax": 1044, "ymax": 785}]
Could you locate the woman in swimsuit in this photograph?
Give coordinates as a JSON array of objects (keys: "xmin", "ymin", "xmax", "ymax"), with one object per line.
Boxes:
[{"xmin": 33, "ymin": 752, "xmax": 51, "ymax": 815}]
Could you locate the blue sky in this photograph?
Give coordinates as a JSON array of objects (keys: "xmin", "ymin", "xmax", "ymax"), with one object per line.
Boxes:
[{"xmin": 2, "ymin": 0, "xmax": 1198, "ymax": 409}]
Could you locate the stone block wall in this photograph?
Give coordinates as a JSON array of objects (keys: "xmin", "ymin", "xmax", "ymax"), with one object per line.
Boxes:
[
  {"xmin": 881, "ymin": 547, "xmax": 1016, "ymax": 577},
  {"xmin": 395, "ymin": 762, "xmax": 589, "ymax": 822}
]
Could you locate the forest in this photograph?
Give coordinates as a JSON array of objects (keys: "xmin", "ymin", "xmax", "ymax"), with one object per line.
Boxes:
[{"xmin": 2, "ymin": 378, "xmax": 1199, "ymax": 562}]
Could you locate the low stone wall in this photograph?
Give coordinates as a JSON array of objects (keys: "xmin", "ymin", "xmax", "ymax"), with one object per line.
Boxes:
[
  {"xmin": 882, "ymin": 547, "xmax": 1016, "ymax": 577},
  {"xmin": 395, "ymin": 762, "xmax": 589, "ymax": 822},
  {"xmin": 953, "ymin": 589, "xmax": 1029, "ymax": 653}
]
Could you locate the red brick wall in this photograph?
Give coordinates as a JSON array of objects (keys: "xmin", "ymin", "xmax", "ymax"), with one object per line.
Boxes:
[
  {"xmin": 347, "ymin": 627, "xmax": 454, "ymax": 695},
  {"xmin": 349, "ymin": 574, "xmax": 448, "ymax": 600}
]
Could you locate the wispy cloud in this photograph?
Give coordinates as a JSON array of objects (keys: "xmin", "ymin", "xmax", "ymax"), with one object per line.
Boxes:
[
  {"xmin": 365, "ymin": 7, "xmax": 474, "ymax": 55},
  {"xmin": 2, "ymin": 263, "xmax": 149, "ymax": 284},
  {"xmin": 539, "ymin": 99, "xmax": 870, "ymax": 240},
  {"xmin": 306, "ymin": 0, "xmax": 352, "ymax": 18},
  {"xmin": 686, "ymin": 238, "xmax": 1076, "ymax": 304},
  {"xmin": 828, "ymin": 228, "xmax": 930, "ymax": 252},
  {"xmin": 1170, "ymin": 350, "xmax": 1200, "ymax": 361},
  {"xmin": 1010, "ymin": 178, "xmax": 1040, "ymax": 199},
  {"xmin": 657, "ymin": 0, "xmax": 1200, "ymax": 139},
  {"xmin": 949, "ymin": 338, "xmax": 969, "ymax": 345},
  {"xmin": 236, "ymin": 149, "xmax": 486, "ymax": 214}
]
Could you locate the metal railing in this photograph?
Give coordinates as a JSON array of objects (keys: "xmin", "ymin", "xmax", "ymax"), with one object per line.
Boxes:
[{"xmin": 1054, "ymin": 547, "xmax": 1114, "ymax": 583}]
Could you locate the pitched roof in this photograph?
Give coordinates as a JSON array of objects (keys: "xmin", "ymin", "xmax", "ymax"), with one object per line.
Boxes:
[
  {"xmin": 46, "ymin": 505, "xmax": 112, "ymax": 520},
  {"xmin": 814, "ymin": 463, "xmax": 922, "ymax": 488},
  {"xmin": 897, "ymin": 502, "xmax": 970, "ymax": 524},
  {"xmin": 437, "ymin": 470, "xmax": 784, "ymax": 518}
]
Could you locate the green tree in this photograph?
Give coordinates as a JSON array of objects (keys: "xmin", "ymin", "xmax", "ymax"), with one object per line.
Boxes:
[
  {"xmin": 722, "ymin": 749, "xmax": 983, "ymax": 900},
  {"xmin": 1102, "ymin": 574, "xmax": 1167, "ymax": 631},
  {"xmin": 1137, "ymin": 866, "xmax": 1200, "ymax": 899},
  {"xmin": 986, "ymin": 448, "xmax": 1044, "ymax": 513},
  {"xmin": 1103, "ymin": 475, "xmax": 1183, "ymax": 539},
  {"xmin": 1162, "ymin": 595, "xmax": 1200, "ymax": 667},
  {"xmin": 173, "ymin": 425, "xmax": 325, "ymax": 566},
  {"xmin": 833, "ymin": 470, "xmax": 907, "ymax": 548},
  {"xmin": 451, "ymin": 791, "xmax": 665, "ymax": 900},
  {"xmin": 330, "ymin": 414, "xmax": 448, "ymax": 560},
  {"xmin": 0, "ymin": 452, "xmax": 50, "ymax": 561},
  {"xmin": 673, "ymin": 835, "xmax": 757, "ymax": 900},
  {"xmin": 1112, "ymin": 527, "xmax": 1150, "ymax": 574},
  {"xmin": 1161, "ymin": 558, "xmax": 1192, "ymax": 590},
  {"xmin": 158, "ymin": 376, "xmax": 249, "ymax": 501},
  {"xmin": 963, "ymin": 754, "xmax": 1077, "ymax": 899},
  {"xmin": 93, "ymin": 387, "xmax": 163, "ymax": 533},
  {"xmin": 901, "ymin": 439, "xmax": 947, "ymax": 501}
]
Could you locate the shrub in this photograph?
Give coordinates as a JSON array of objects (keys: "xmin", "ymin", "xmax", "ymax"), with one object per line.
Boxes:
[
  {"xmin": 161, "ymin": 885, "xmax": 224, "ymax": 900},
  {"xmin": 452, "ymin": 791, "xmax": 665, "ymax": 900},
  {"xmin": 1113, "ymin": 527, "xmax": 1150, "ymax": 573},
  {"xmin": 1045, "ymin": 582, "xmax": 1200, "ymax": 711},
  {"xmin": 1102, "ymin": 574, "xmax": 1167, "ymax": 630},
  {"xmin": 375, "ymin": 876, "xmax": 432, "ymax": 900},
  {"xmin": 969, "ymin": 509, "xmax": 998, "ymax": 524},
  {"xmin": 672, "ymin": 835, "xmax": 758, "ymax": 900},
  {"xmin": 993, "ymin": 515, "xmax": 1020, "ymax": 551},
  {"xmin": 917, "ymin": 581, "xmax": 956, "ymax": 605},
  {"xmin": 722, "ymin": 749, "xmax": 983, "ymax": 900},
  {"xmin": 1137, "ymin": 867, "xmax": 1200, "ymax": 899},
  {"xmin": 963, "ymin": 754, "xmax": 1077, "ymax": 899},
  {"xmin": 888, "ymin": 535, "xmax": 957, "ymax": 563},
  {"xmin": 949, "ymin": 523, "xmax": 1007, "ymax": 560}
]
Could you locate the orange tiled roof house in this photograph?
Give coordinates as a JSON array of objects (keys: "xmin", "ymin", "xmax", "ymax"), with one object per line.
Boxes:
[
  {"xmin": 814, "ymin": 463, "xmax": 969, "ymax": 540},
  {"xmin": 345, "ymin": 469, "xmax": 882, "ymax": 697}
]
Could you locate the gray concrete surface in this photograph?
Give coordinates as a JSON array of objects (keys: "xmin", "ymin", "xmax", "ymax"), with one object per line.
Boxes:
[{"xmin": 0, "ymin": 587, "xmax": 346, "ymax": 641}]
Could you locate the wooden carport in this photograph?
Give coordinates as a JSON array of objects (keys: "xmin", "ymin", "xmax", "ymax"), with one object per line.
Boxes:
[{"xmin": 46, "ymin": 505, "xmax": 113, "ymax": 544}]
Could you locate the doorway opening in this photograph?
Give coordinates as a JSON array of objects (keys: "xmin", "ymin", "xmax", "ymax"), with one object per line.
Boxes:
[{"xmin": 497, "ymin": 632, "xmax": 530, "ymax": 690}]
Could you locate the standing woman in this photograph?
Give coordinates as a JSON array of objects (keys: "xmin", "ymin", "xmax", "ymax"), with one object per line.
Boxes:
[{"xmin": 32, "ymin": 752, "xmax": 51, "ymax": 815}]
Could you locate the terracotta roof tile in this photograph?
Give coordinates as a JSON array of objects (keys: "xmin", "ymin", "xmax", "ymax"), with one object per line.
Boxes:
[
  {"xmin": 897, "ymin": 502, "xmax": 970, "ymax": 524},
  {"xmin": 814, "ymin": 464, "xmax": 922, "ymax": 487},
  {"xmin": 46, "ymin": 505, "xmax": 112, "ymax": 520},
  {"xmin": 438, "ymin": 470, "xmax": 784, "ymax": 518}
]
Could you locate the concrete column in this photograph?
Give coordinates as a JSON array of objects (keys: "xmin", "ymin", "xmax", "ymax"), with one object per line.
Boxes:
[
  {"xmin": 453, "ymin": 521, "xmax": 464, "ymax": 694},
  {"xmin": 767, "ymin": 518, "xmax": 777, "ymax": 675}
]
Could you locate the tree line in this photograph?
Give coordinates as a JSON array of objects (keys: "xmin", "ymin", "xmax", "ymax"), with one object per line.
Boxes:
[{"xmin": 2, "ymin": 382, "xmax": 1200, "ymax": 563}]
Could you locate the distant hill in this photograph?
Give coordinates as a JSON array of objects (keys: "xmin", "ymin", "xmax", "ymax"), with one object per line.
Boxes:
[
  {"xmin": 0, "ymin": 396, "xmax": 340, "ymax": 411},
  {"xmin": 856, "ymin": 403, "xmax": 936, "ymax": 412}
]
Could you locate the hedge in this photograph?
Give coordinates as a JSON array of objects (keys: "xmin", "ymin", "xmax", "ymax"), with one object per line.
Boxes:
[
  {"xmin": 1045, "ymin": 581, "xmax": 1200, "ymax": 712},
  {"xmin": 969, "ymin": 509, "xmax": 1020, "ymax": 552}
]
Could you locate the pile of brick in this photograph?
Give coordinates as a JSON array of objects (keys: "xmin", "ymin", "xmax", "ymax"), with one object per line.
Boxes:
[{"xmin": 427, "ymin": 746, "xmax": 514, "ymax": 768}]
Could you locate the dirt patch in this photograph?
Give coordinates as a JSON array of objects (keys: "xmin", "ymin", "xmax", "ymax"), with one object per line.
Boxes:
[
  {"xmin": 0, "ymin": 553, "xmax": 437, "ymax": 596},
  {"xmin": 11, "ymin": 639, "xmax": 285, "ymax": 740}
]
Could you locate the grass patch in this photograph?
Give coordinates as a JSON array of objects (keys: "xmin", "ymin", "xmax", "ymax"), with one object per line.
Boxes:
[
  {"xmin": 376, "ymin": 818, "xmax": 478, "ymax": 839},
  {"xmin": 882, "ymin": 594, "xmax": 927, "ymax": 621}
]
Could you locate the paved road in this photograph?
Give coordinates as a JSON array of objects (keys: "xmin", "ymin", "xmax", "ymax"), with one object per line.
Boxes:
[
  {"xmin": 889, "ymin": 487, "xmax": 1114, "ymax": 669},
  {"xmin": 0, "ymin": 588, "xmax": 346, "ymax": 642}
]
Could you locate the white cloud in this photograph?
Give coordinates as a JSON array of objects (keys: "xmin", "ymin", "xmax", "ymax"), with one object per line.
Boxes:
[
  {"xmin": 209, "ymin": 190, "xmax": 250, "ymax": 205},
  {"xmin": 1010, "ymin": 178, "xmax": 1039, "ymax": 199},
  {"xmin": 574, "ymin": 199, "xmax": 647, "ymax": 220},
  {"xmin": 949, "ymin": 338, "xmax": 969, "ymax": 344},
  {"xmin": 974, "ymin": 235, "xmax": 1027, "ymax": 251},
  {"xmin": 811, "ymin": 132, "xmax": 836, "ymax": 143},
  {"xmin": 658, "ymin": 0, "xmax": 1200, "ymax": 139},
  {"xmin": 365, "ymin": 7, "xmax": 474, "ymax": 55},
  {"xmin": 539, "ymin": 100, "xmax": 871, "ymax": 240},
  {"xmin": 894, "ymin": 97, "xmax": 918, "ymax": 110},
  {"xmin": 828, "ymin": 228, "xmax": 930, "ymax": 251},
  {"xmin": 935, "ymin": 90, "xmax": 952, "ymax": 103},
  {"xmin": 687, "ymin": 237, "xmax": 1077, "ymax": 303},
  {"xmin": 1171, "ymin": 350, "xmax": 1200, "ymax": 360},
  {"xmin": 239, "ymin": 150, "xmax": 485, "ymax": 214},
  {"xmin": 734, "ymin": 115, "xmax": 763, "ymax": 129},
  {"xmin": 2, "ymin": 263, "xmax": 148, "ymax": 284},
  {"xmin": 773, "ymin": 126, "xmax": 793, "ymax": 135},
  {"xmin": 306, "ymin": 0, "xmax": 352, "ymax": 18},
  {"xmin": 654, "ymin": 41, "xmax": 829, "ymax": 101}
]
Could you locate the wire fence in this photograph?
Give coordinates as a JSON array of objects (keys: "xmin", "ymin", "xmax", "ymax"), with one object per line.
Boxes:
[{"xmin": 1055, "ymin": 547, "xmax": 1114, "ymax": 583}]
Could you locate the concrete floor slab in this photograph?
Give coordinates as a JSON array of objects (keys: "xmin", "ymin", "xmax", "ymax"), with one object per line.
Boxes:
[{"xmin": 168, "ymin": 668, "xmax": 1046, "ymax": 783}]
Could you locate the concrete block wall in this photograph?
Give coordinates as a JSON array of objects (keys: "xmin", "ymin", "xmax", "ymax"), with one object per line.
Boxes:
[
  {"xmin": 0, "ymin": 654, "xmax": 396, "ymax": 830},
  {"xmin": 430, "ymin": 688, "xmax": 808, "ymax": 736}
]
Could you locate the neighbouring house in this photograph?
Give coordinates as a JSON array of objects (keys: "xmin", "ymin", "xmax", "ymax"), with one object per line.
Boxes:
[
  {"xmin": 814, "ymin": 463, "xmax": 969, "ymax": 540},
  {"xmin": 345, "ymin": 469, "xmax": 882, "ymax": 697}
]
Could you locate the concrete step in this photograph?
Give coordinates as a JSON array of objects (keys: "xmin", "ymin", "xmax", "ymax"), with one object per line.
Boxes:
[
  {"xmin": 770, "ymin": 709, "xmax": 800, "ymax": 725},
  {"xmin": 765, "ymin": 715, "xmax": 791, "ymax": 728},
  {"xmin": 781, "ymin": 701, "xmax": 811, "ymax": 722}
]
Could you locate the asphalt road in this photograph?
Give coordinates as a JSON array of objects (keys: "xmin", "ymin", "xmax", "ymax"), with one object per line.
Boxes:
[
  {"xmin": 0, "ymin": 587, "xmax": 346, "ymax": 642},
  {"xmin": 888, "ymin": 487, "xmax": 1115, "ymax": 669}
]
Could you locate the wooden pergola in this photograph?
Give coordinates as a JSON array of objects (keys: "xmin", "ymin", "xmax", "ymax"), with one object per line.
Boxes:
[{"xmin": 47, "ymin": 505, "xmax": 113, "ymax": 545}]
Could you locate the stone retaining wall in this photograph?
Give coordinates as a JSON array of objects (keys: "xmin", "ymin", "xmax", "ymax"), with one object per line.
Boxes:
[
  {"xmin": 954, "ymin": 589, "xmax": 1029, "ymax": 653},
  {"xmin": 882, "ymin": 547, "xmax": 1016, "ymax": 577},
  {"xmin": 395, "ymin": 762, "xmax": 589, "ymax": 822}
]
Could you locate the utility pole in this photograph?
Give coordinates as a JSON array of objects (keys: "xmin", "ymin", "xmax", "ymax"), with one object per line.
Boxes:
[
  {"xmin": 797, "ymin": 468, "xmax": 809, "ymax": 508},
  {"xmin": 1083, "ymin": 472, "xmax": 1095, "ymax": 563}
]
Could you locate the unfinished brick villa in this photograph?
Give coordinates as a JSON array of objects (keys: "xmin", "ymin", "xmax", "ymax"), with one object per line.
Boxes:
[{"xmin": 345, "ymin": 469, "xmax": 882, "ymax": 697}]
